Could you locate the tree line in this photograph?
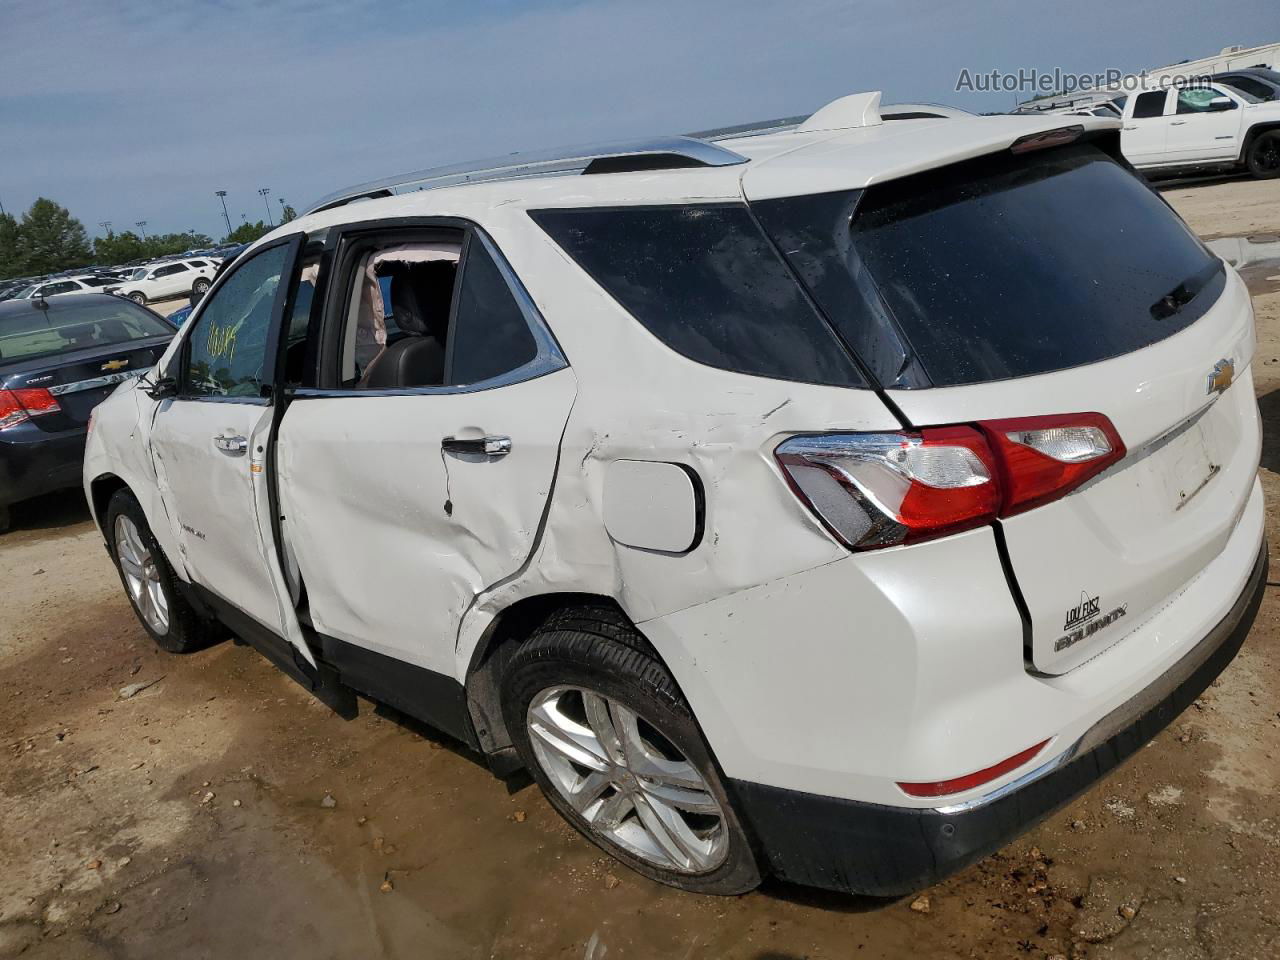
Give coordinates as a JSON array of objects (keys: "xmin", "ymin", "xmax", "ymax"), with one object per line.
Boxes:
[{"xmin": 0, "ymin": 197, "xmax": 296, "ymax": 281}]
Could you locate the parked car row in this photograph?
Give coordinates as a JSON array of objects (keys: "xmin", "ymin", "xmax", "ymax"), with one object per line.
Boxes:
[{"xmin": 0, "ymin": 244, "xmax": 243, "ymax": 306}]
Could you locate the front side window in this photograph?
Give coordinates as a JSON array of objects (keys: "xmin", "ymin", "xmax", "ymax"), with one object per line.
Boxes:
[
  {"xmin": 1132, "ymin": 90, "xmax": 1168, "ymax": 118},
  {"xmin": 530, "ymin": 204, "xmax": 866, "ymax": 388},
  {"xmin": 1177, "ymin": 86, "xmax": 1238, "ymax": 113},
  {"xmin": 183, "ymin": 244, "xmax": 288, "ymax": 398}
]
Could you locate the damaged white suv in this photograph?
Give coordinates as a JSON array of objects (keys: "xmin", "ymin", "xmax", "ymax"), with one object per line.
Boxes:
[{"xmin": 84, "ymin": 92, "xmax": 1266, "ymax": 897}]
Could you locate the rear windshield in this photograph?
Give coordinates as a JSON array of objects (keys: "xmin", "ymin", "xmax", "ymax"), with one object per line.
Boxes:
[
  {"xmin": 754, "ymin": 143, "xmax": 1224, "ymax": 387},
  {"xmin": 0, "ymin": 299, "xmax": 173, "ymax": 363},
  {"xmin": 529, "ymin": 204, "xmax": 866, "ymax": 387}
]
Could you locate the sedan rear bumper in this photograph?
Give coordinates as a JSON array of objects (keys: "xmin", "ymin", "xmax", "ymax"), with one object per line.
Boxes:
[
  {"xmin": 0, "ymin": 424, "xmax": 88, "ymax": 507},
  {"xmin": 729, "ymin": 539, "xmax": 1267, "ymax": 897}
]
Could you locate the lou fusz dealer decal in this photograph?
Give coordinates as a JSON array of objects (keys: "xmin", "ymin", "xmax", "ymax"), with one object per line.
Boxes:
[{"xmin": 1056, "ymin": 591, "xmax": 1128, "ymax": 653}]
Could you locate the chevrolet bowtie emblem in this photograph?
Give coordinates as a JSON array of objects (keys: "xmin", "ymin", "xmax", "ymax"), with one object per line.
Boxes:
[
  {"xmin": 1207, "ymin": 358, "xmax": 1234, "ymax": 396},
  {"xmin": 101, "ymin": 359, "xmax": 129, "ymax": 372}
]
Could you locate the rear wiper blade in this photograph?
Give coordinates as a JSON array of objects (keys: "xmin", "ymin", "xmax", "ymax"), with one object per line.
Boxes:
[{"xmin": 1149, "ymin": 260, "xmax": 1223, "ymax": 320}]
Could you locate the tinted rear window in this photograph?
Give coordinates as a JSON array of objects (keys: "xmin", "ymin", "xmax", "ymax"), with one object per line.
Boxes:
[
  {"xmin": 0, "ymin": 299, "xmax": 173, "ymax": 363},
  {"xmin": 755, "ymin": 143, "xmax": 1223, "ymax": 387},
  {"xmin": 529, "ymin": 204, "xmax": 866, "ymax": 388}
]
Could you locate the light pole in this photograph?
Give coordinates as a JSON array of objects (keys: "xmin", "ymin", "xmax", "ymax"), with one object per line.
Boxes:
[
  {"xmin": 215, "ymin": 190, "xmax": 232, "ymax": 239},
  {"xmin": 135, "ymin": 220, "xmax": 148, "ymax": 239},
  {"xmin": 258, "ymin": 187, "xmax": 273, "ymax": 227},
  {"xmin": 98, "ymin": 221, "xmax": 113, "ymax": 237}
]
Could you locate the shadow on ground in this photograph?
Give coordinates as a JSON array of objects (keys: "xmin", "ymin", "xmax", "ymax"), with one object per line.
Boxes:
[
  {"xmin": 3, "ymin": 489, "xmax": 92, "ymax": 536},
  {"xmin": 1259, "ymin": 388, "xmax": 1280, "ymax": 475}
]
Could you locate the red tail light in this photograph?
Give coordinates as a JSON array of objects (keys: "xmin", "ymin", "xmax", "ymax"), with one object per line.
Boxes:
[
  {"xmin": 775, "ymin": 427, "xmax": 999, "ymax": 549},
  {"xmin": 0, "ymin": 386, "xmax": 62, "ymax": 430},
  {"xmin": 775, "ymin": 413, "xmax": 1124, "ymax": 549},
  {"xmin": 980, "ymin": 413, "xmax": 1125, "ymax": 517}
]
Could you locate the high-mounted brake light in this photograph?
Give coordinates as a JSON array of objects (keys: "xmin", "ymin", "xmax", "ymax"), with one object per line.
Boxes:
[
  {"xmin": 897, "ymin": 739, "xmax": 1050, "ymax": 799},
  {"xmin": 776, "ymin": 414, "xmax": 1124, "ymax": 549},
  {"xmin": 0, "ymin": 386, "xmax": 62, "ymax": 431},
  {"xmin": 1009, "ymin": 124, "xmax": 1085, "ymax": 154},
  {"xmin": 980, "ymin": 413, "xmax": 1125, "ymax": 517},
  {"xmin": 775, "ymin": 427, "xmax": 999, "ymax": 550}
]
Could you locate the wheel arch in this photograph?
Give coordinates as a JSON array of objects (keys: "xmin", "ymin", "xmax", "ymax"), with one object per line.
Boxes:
[
  {"xmin": 1240, "ymin": 121, "xmax": 1280, "ymax": 161},
  {"xmin": 463, "ymin": 592, "xmax": 638, "ymax": 765},
  {"xmin": 88, "ymin": 472, "xmax": 129, "ymax": 532}
]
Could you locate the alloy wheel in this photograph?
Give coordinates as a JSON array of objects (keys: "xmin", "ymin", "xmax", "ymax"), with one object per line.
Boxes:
[
  {"xmin": 526, "ymin": 685, "xmax": 728, "ymax": 873},
  {"xmin": 114, "ymin": 514, "xmax": 169, "ymax": 635}
]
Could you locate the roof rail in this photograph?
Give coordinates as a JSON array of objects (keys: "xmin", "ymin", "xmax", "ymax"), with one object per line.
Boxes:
[{"xmin": 304, "ymin": 136, "xmax": 747, "ymax": 215}]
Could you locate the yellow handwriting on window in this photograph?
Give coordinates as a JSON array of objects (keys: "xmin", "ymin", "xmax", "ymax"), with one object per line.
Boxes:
[{"xmin": 205, "ymin": 318, "xmax": 242, "ymax": 363}]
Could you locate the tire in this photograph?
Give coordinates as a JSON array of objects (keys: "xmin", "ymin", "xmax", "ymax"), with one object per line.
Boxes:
[
  {"xmin": 0, "ymin": 503, "xmax": 10, "ymax": 534},
  {"xmin": 127, "ymin": 291, "xmax": 147, "ymax": 305},
  {"xmin": 192, "ymin": 278, "xmax": 210, "ymax": 296},
  {"xmin": 105, "ymin": 489, "xmax": 222, "ymax": 654},
  {"xmin": 501, "ymin": 605, "xmax": 761, "ymax": 895},
  {"xmin": 1246, "ymin": 130, "xmax": 1280, "ymax": 179}
]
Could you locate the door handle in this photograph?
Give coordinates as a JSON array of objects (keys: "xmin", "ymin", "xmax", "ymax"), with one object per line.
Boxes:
[
  {"xmin": 213, "ymin": 434, "xmax": 249, "ymax": 455},
  {"xmin": 441, "ymin": 435, "xmax": 512, "ymax": 457},
  {"xmin": 1122, "ymin": 125, "xmax": 1136, "ymax": 131},
  {"xmin": 1170, "ymin": 120, "xmax": 1187, "ymax": 126}
]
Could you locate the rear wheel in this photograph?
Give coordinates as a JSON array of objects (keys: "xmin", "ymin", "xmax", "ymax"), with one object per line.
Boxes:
[
  {"xmin": 127, "ymin": 291, "xmax": 147, "ymax": 305},
  {"xmin": 105, "ymin": 489, "xmax": 221, "ymax": 654},
  {"xmin": 501, "ymin": 606, "xmax": 761, "ymax": 895},
  {"xmin": 192, "ymin": 278, "xmax": 210, "ymax": 296},
  {"xmin": 1246, "ymin": 131, "xmax": 1280, "ymax": 179}
]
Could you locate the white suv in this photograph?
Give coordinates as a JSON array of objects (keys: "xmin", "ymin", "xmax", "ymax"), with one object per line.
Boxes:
[
  {"xmin": 15, "ymin": 274, "xmax": 121, "ymax": 299},
  {"xmin": 83, "ymin": 92, "xmax": 1266, "ymax": 897},
  {"xmin": 108, "ymin": 258, "xmax": 218, "ymax": 305}
]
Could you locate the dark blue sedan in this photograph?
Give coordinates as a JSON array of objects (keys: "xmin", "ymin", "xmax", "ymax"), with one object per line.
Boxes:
[{"xmin": 1, "ymin": 294, "xmax": 175, "ymax": 531}]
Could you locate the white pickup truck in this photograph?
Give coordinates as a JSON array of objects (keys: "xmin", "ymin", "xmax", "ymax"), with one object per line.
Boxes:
[{"xmin": 1119, "ymin": 82, "xmax": 1280, "ymax": 178}]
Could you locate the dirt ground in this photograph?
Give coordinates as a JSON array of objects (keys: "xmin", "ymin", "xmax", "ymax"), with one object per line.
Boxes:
[{"xmin": 2, "ymin": 178, "xmax": 1280, "ymax": 960}]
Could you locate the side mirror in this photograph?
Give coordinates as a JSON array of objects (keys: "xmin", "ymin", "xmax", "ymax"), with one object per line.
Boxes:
[
  {"xmin": 189, "ymin": 288, "xmax": 205, "ymax": 307},
  {"xmin": 142, "ymin": 375, "xmax": 178, "ymax": 401},
  {"xmin": 1208, "ymin": 97, "xmax": 1235, "ymax": 111}
]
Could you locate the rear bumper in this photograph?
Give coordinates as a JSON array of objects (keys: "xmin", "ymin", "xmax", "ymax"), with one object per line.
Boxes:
[
  {"xmin": 729, "ymin": 539, "xmax": 1267, "ymax": 897},
  {"xmin": 0, "ymin": 424, "xmax": 88, "ymax": 507}
]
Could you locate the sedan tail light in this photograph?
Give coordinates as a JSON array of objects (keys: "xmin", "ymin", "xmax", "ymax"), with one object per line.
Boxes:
[
  {"xmin": 776, "ymin": 413, "xmax": 1124, "ymax": 550},
  {"xmin": 0, "ymin": 387, "xmax": 62, "ymax": 430}
]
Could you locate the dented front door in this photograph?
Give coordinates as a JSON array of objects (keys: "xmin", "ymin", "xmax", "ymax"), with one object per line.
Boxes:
[{"xmin": 274, "ymin": 367, "xmax": 577, "ymax": 675}]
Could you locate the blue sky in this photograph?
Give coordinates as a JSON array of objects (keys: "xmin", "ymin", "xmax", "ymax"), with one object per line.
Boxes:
[{"xmin": 0, "ymin": 0, "xmax": 1273, "ymax": 242}]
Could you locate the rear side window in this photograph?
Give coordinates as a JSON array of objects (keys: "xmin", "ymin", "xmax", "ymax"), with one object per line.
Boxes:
[
  {"xmin": 1132, "ymin": 91, "xmax": 1167, "ymax": 118},
  {"xmin": 530, "ymin": 204, "xmax": 866, "ymax": 388},
  {"xmin": 448, "ymin": 236, "xmax": 539, "ymax": 386},
  {"xmin": 755, "ymin": 144, "xmax": 1223, "ymax": 387}
]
